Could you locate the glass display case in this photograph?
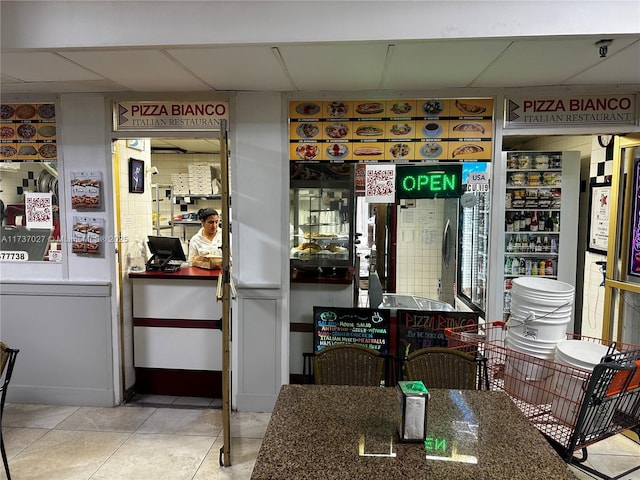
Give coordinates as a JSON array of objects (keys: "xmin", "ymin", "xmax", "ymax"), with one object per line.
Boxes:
[
  {"xmin": 289, "ymin": 163, "xmax": 354, "ymax": 275},
  {"xmin": 458, "ymin": 188, "xmax": 489, "ymax": 314}
]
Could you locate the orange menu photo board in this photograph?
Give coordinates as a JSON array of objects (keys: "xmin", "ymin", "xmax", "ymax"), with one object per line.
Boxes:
[{"xmin": 289, "ymin": 98, "xmax": 493, "ymax": 163}]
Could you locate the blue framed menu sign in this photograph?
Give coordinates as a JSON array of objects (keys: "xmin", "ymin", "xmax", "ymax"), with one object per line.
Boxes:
[
  {"xmin": 313, "ymin": 306, "xmax": 391, "ymax": 354},
  {"xmin": 397, "ymin": 310, "xmax": 479, "ymax": 357}
]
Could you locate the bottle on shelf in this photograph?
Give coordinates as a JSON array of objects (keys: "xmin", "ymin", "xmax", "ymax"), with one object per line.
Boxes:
[
  {"xmin": 552, "ymin": 212, "xmax": 560, "ymax": 232},
  {"xmin": 511, "ymin": 258, "xmax": 520, "ymax": 276},
  {"xmin": 539, "ymin": 260, "xmax": 546, "ymax": 276},
  {"xmin": 507, "ymin": 235, "xmax": 514, "ymax": 252},
  {"xmin": 529, "ymin": 236, "xmax": 536, "ymax": 252},
  {"xmin": 505, "ymin": 257, "xmax": 512, "ymax": 274},
  {"xmin": 550, "ymin": 238, "xmax": 558, "ymax": 253},
  {"xmin": 543, "ymin": 236, "xmax": 550, "ymax": 252},
  {"xmin": 513, "ymin": 212, "xmax": 520, "ymax": 232},
  {"xmin": 530, "ymin": 211, "xmax": 539, "ymax": 232},
  {"xmin": 545, "ymin": 259, "xmax": 554, "ymax": 276},
  {"xmin": 544, "ymin": 211, "xmax": 554, "ymax": 232},
  {"xmin": 535, "ymin": 236, "xmax": 542, "ymax": 252},
  {"xmin": 524, "ymin": 211, "xmax": 531, "ymax": 230},
  {"xmin": 514, "ymin": 235, "xmax": 522, "ymax": 252},
  {"xmin": 532, "ymin": 261, "xmax": 538, "ymax": 276},
  {"xmin": 506, "ymin": 214, "xmax": 514, "ymax": 232}
]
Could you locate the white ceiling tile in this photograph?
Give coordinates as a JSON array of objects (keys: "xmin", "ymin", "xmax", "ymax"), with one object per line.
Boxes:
[
  {"xmin": 167, "ymin": 46, "xmax": 292, "ymax": 91},
  {"xmin": 566, "ymin": 40, "xmax": 640, "ymax": 85},
  {"xmin": 60, "ymin": 50, "xmax": 211, "ymax": 91},
  {"xmin": 383, "ymin": 39, "xmax": 511, "ymax": 89},
  {"xmin": 1, "ymin": 52, "xmax": 104, "ymax": 82},
  {"xmin": 472, "ymin": 37, "xmax": 638, "ymax": 87},
  {"xmin": 278, "ymin": 43, "xmax": 388, "ymax": 91}
]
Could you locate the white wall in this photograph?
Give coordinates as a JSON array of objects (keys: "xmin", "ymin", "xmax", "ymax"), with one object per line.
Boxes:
[
  {"xmin": 232, "ymin": 91, "xmax": 288, "ymax": 412},
  {"xmin": 0, "ymin": 94, "xmax": 118, "ymax": 406}
]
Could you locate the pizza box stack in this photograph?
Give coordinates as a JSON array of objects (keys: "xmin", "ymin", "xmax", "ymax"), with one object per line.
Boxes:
[
  {"xmin": 396, "ymin": 381, "xmax": 430, "ymax": 442},
  {"xmin": 170, "ymin": 173, "xmax": 190, "ymax": 195},
  {"xmin": 188, "ymin": 164, "xmax": 215, "ymax": 195}
]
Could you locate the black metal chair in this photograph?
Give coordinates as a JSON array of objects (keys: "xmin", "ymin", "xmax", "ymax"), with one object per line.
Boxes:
[{"xmin": 1, "ymin": 342, "xmax": 19, "ymax": 480}]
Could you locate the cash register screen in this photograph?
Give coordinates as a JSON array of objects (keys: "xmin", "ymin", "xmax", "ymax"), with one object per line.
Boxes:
[{"xmin": 146, "ymin": 235, "xmax": 186, "ymax": 263}]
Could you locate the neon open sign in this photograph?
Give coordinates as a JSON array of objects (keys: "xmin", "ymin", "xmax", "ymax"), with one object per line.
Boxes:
[{"xmin": 396, "ymin": 165, "xmax": 463, "ymax": 199}]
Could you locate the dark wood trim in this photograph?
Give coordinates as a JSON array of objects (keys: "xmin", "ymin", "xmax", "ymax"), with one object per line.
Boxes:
[
  {"xmin": 135, "ymin": 367, "xmax": 221, "ymax": 398},
  {"xmin": 133, "ymin": 318, "xmax": 221, "ymax": 329},
  {"xmin": 290, "ymin": 322, "xmax": 314, "ymax": 333}
]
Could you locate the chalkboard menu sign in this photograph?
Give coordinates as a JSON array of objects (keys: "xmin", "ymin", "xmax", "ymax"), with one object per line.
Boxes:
[
  {"xmin": 313, "ymin": 306, "xmax": 391, "ymax": 354},
  {"xmin": 397, "ymin": 309, "xmax": 479, "ymax": 357}
]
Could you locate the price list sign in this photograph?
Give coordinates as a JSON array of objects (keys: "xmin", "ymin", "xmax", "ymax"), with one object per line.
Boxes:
[
  {"xmin": 1, "ymin": 103, "xmax": 57, "ymax": 161},
  {"xmin": 289, "ymin": 98, "xmax": 493, "ymax": 162},
  {"xmin": 313, "ymin": 306, "xmax": 391, "ymax": 354}
]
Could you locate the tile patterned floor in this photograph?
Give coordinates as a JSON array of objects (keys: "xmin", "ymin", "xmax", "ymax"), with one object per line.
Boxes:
[{"xmin": 1, "ymin": 398, "xmax": 638, "ymax": 479}]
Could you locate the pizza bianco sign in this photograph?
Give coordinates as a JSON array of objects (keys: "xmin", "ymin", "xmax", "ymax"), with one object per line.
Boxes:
[
  {"xmin": 114, "ymin": 101, "xmax": 229, "ymax": 131},
  {"xmin": 505, "ymin": 94, "xmax": 636, "ymax": 128}
]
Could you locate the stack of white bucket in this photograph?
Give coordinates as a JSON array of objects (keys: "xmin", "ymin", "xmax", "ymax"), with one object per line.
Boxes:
[{"xmin": 505, "ymin": 277, "xmax": 575, "ymax": 404}]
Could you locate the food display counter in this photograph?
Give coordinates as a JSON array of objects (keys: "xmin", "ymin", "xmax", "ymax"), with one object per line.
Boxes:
[{"xmin": 129, "ymin": 266, "xmax": 222, "ymax": 398}]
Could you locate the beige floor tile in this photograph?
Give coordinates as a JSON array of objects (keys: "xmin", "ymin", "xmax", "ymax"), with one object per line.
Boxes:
[
  {"xmin": 131, "ymin": 394, "xmax": 178, "ymax": 405},
  {"xmin": 90, "ymin": 432, "xmax": 215, "ymax": 480},
  {"xmin": 3, "ymin": 403, "xmax": 80, "ymax": 428},
  {"xmin": 584, "ymin": 432, "xmax": 640, "ymax": 456},
  {"xmin": 2, "ymin": 426, "xmax": 48, "ymax": 459},
  {"xmin": 193, "ymin": 437, "xmax": 263, "ymax": 480},
  {"xmin": 137, "ymin": 407, "xmax": 224, "ymax": 436},
  {"xmin": 173, "ymin": 396, "xmax": 215, "ymax": 407},
  {"xmin": 5, "ymin": 429, "xmax": 130, "ymax": 480},
  {"xmin": 230, "ymin": 412, "xmax": 271, "ymax": 439},
  {"xmin": 53, "ymin": 405, "xmax": 156, "ymax": 432}
]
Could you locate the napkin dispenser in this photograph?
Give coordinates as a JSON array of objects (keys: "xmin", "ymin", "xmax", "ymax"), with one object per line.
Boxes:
[{"xmin": 396, "ymin": 381, "xmax": 429, "ymax": 442}]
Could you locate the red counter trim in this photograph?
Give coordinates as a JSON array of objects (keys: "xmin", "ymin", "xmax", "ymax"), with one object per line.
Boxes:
[
  {"xmin": 129, "ymin": 266, "xmax": 221, "ymax": 280},
  {"xmin": 133, "ymin": 318, "xmax": 221, "ymax": 329}
]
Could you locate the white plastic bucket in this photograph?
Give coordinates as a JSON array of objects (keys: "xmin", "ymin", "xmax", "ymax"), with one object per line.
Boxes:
[
  {"xmin": 555, "ymin": 340, "xmax": 616, "ymax": 370},
  {"xmin": 504, "ymin": 333, "xmax": 555, "ymax": 404},
  {"xmin": 509, "ymin": 277, "xmax": 574, "ymax": 343},
  {"xmin": 512, "ymin": 277, "xmax": 575, "ymax": 295},
  {"xmin": 551, "ymin": 340, "xmax": 619, "ymax": 428},
  {"xmin": 508, "ymin": 313, "xmax": 570, "ymax": 342},
  {"xmin": 505, "ymin": 332, "xmax": 557, "ymax": 357}
]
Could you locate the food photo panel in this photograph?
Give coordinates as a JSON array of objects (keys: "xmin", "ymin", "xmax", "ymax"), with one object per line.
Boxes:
[{"xmin": 386, "ymin": 100, "xmax": 416, "ymax": 118}]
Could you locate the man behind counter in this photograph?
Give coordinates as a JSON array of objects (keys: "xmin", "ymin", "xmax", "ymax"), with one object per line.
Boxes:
[{"xmin": 188, "ymin": 208, "xmax": 223, "ymax": 262}]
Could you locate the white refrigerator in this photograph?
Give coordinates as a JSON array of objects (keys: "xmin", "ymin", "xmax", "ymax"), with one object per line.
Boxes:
[{"xmin": 493, "ymin": 150, "xmax": 580, "ymax": 330}]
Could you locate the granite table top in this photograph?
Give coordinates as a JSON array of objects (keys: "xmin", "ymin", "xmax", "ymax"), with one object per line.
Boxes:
[{"xmin": 251, "ymin": 384, "xmax": 577, "ymax": 480}]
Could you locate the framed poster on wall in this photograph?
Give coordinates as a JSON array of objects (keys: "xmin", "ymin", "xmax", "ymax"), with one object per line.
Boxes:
[
  {"xmin": 587, "ymin": 182, "xmax": 611, "ymax": 255},
  {"xmin": 128, "ymin": 158, "xmax": 144, "ymax": 194},
  {"xmin": 629, "ymin": 159, "xmax": 640, "ymax": 275}
]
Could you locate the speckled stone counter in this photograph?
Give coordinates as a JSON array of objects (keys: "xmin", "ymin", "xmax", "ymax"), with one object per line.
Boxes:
[{"xmin": 251, "ymin": 385, "xmax": 578, "ymax": 480}]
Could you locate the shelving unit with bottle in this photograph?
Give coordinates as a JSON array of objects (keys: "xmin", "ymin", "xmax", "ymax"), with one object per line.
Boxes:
[{"xmin": 501, "ymin": 151, "xmax": 579, "ymax": 319}]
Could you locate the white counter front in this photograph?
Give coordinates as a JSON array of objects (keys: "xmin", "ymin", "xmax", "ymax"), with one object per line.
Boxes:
[{"xmin": 129, "ymin": 267, "xmax": 222, "ymax": 398}]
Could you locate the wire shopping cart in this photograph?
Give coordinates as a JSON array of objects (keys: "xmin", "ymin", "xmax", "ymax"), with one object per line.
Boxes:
[{"xmin": 445, "ymin": 321, "xmax": 640, "ymax": 480}]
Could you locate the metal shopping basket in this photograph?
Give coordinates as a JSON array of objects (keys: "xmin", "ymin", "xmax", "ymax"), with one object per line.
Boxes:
[{"xmin": 445, "ymin": 321, "xmax": 640, "ymax": 480}]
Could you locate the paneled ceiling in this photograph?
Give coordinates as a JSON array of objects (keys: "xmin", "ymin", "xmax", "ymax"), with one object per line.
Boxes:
[
  {"xmin": 2, "ymin": 34, "xmax": 639, "ymax": 153},
  {"xmin": 2, "ymin": 36, "xmax": 639, "ymax": 94}
]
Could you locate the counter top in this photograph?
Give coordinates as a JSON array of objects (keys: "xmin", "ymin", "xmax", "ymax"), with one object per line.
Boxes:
[
  {"xmin": 251, "ymin": 385, "xmax": 577, "ymax": 480},
  {"xmin": 128, "ymin": 266, "xmax": 221, "ymax": 280}
]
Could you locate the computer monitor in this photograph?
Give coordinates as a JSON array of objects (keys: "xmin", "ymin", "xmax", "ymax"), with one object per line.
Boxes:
[{"xmin": 146, "ymin": 235, "xmax": 186, "ymax": 271}]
